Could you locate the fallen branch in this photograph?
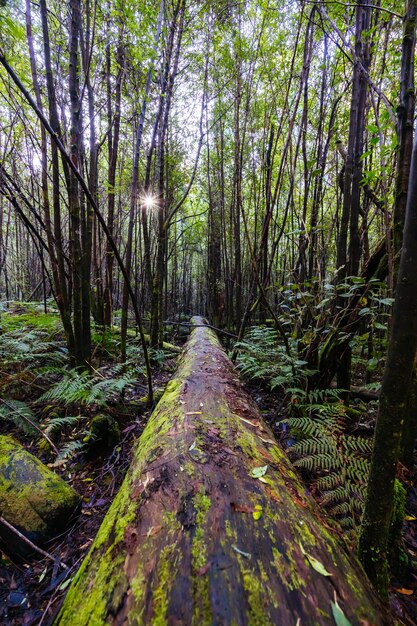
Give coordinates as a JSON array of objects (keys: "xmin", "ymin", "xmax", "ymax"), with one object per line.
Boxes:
[{"xmin": 0, "ymin": 516, "xmax": 68, "ymax": 569}]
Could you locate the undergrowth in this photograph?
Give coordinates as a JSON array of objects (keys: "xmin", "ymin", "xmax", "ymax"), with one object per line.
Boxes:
[
  {"xmin": 284, "ymin": 387, "xmax": 372, "ymax": 535},
  {"xmin": 0, "ymin": 303, "xmax": 170, "ymax": 466},
  {"xmin": 235, "ymin": 323, "xmax": 377, "ymax": 537}
]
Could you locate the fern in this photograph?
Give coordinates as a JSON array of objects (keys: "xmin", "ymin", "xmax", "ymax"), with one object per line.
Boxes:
[
  {"xmin": 235, "ymin": 326, "xmax": 313, "ymax": 388},
  {"xmin": 0, "ymin": 330, "xmax": 67, "ymax": 368},
  {"xmin": 284, "ymin": 388, "xmax": 372, "ymax": 534},
  {"xmin": 43, "ymin": 415, "xmax": 84, "ymax": 437},
  {"xmin": 39, "ymin": 370, "xmax": 137, "ymax": 407},
  {"xmin": 52, "ymin": 438, "xmax": 88, "ymax": 467},
  {"xmin": 0, "ymin": 398, "xmax": 40, "ymax": 435}
]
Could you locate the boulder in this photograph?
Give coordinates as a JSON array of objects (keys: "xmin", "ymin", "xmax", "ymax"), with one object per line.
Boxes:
[{"xmin": 0, "ymin": 435, "xmax": 81, "ymax": 555}]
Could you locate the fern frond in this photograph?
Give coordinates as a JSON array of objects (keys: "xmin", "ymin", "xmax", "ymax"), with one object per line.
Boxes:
[
  {"xmin": 43, "ymin": 415, "xmax": 84, "ymax": 437},
  {"xmin": 52, "ymin": 438, "xmax": 87, "ymax": 467},
  {"xmin": 290, "ymin": 436, "xmax": 338, "ymax": 457},
  {"xmin": 0, "ymin": 399, "xmax": 39, "ymax": 435},
  {"xmin": 294, "ymin": 453, "xmax": 343, "ymax": 472}
]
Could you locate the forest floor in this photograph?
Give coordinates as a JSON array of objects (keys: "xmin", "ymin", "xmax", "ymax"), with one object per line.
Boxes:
[
  {"xmin": 0, "ymin": 362, "xmax": 175, "ymax": 626},
  {"xmin": 1, "ymin": 310, "xmax": 417, "ymax": 624},
  {"xmin": 253, "ymin": 381, "xmax": 417, "ymax": 626}
]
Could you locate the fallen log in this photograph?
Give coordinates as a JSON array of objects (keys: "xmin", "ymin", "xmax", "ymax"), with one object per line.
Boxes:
[{"xmin": 56, "ymin": 317, "xmax": 390, "ymax": 625}]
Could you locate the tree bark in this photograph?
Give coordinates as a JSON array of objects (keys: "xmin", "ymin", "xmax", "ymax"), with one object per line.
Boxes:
[
  {"xmin": 56, "ymin": 318, "xmax": 389, "ymax": 626},
  {"xmin": 358, "ymin": 110, "xmax": 417, "ymax": 596}
]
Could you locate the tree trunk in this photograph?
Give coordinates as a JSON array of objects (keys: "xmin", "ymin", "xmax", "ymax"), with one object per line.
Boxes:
[
  {"xmin": 56, "ymin": 318, "xmax": 389, "ymax": 626},
  {"xmin": 358, "ymin": 108, "xmax": 417, "ymax": 596}
]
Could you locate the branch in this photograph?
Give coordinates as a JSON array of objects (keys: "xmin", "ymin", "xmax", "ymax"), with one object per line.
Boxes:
[
  {"xmin": 0, "ymin": 515, "xmax": 68, "ymax": 569},
  {"xmin": 0, "ymin": 398, "xmax": 59, "ymax": 455},
  {"xmin": 306, "ymin": 1, "xmax": 402, "ymax": 20},
  {"xmin": 316, "ymin": 3, "xmax": 397, "ymax": 127}
]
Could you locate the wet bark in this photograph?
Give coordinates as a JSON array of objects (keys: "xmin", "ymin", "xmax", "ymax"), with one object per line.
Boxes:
[
  {"xmin": 56, "ymin": 318, "xmax": 389, "ymax": 626},
  {"xmin": 358, "ymin": 115, "xmax": 417, "ymax": 596}
]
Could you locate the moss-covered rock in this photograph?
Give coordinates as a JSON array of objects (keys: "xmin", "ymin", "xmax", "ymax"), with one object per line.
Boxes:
[{"xmin": 0, "ymin": 435, "xmax": 81, "ymax": 555}]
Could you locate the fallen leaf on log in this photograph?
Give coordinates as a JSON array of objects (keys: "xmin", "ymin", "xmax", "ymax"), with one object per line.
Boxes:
[
  {"xmin": 299, "ymin": 542, "xmax": 332, "ymax": 576},
  {"xmin": 231, "ymin": 545, "xmax": 251, "ymax": 559},
  {"xmin": 196, "ymin": 562, "xmax": 211, "ymax": 576},
  {"xmin": 253, "ymin": 505, "xmax": 263, "ymax": 520},
  {"xmin": 231, "ymin": 503, "xmax": 255, "ymax": 514},
  {"xmin": 331, "ymin": 594, "xmax": 352, "ymax": 626},
  {"xmin": 250, "ymin": 465, "xmax": 268, "ymax": 479}
]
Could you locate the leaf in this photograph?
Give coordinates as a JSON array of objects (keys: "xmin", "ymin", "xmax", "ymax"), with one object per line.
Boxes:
[
  {"xmin": 405, "ymin": 515, "xmax": 417, "ymax": 521},
  {"xmin": 331, "ymin": 596, "xmax": 352, "ymax": 626},
  {"xmin": 307, "ymin": 554, "xmax": 332, "ymax": 576},
  {"xmin": 250, "ymin": 465, "xmax": 268, "ymax": 479},
  {"xmin": 231, "ymin": 544, "xmax": 251, "ymax": 558},
  {"xmin": 38, "ymin": 567, "xmax": 47, "ymax": 583},
  {"xmin": 377, "ymin": 297, "xmax": 394, "ymax": 306},
  {"xmin": 395, "ymin": 588, "xmax": 414, "ymax": 595},
  {"xmin": 232, "ymin": 503, "xmax": 255, "ymax": 513},
  {"xmin": 253, "ymin": 505, "xmax": 263, "ymax": 520},
  {"xmin": 58, "ymin": 577, "xmax": 73, "ymax": 591},
  {"xmin": 299, "ymin": 542, "xmax": 332, "ymax": 576}
]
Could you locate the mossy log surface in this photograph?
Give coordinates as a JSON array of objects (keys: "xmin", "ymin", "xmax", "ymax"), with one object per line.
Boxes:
[
  {"xmin": 56, "ymin": 317, "xmax": 390, "ymax": 626},
  {"xmin": 0, "ymin": 435, "xmax": 80, "ymax": 554}
]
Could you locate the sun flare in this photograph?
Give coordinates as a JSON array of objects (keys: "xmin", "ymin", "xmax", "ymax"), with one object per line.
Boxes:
[{"xmin": 142, "ymin": 194, "xmax": 157, "ymax": 210}]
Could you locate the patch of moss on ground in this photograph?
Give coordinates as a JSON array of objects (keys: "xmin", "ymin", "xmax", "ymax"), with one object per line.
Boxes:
[{"xmin": 1, "ymin": 311, "xmax": 62, "ymax": 334}]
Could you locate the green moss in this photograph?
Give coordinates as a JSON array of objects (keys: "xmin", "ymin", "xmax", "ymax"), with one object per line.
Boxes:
[
  {"xmin": 295, "ymin": 520, "xmax": 317, "ymax": 548},
  {"xmin": 241, "ymin": 565, "xmax": 272, "ymax": 626},
  {"xmin": 191, "ymin": 489, "xmax": 212, "ymax": 625},
  {"xmin": 1, "ymin": 310, "xmax": 61, "ymax": 333},
  {"xmin": 130, "ymin": 568, "xmax": 146, "ymax": 619},
  {"xmin": 152, "ymin": 544, "xmax": 178, "ymax": 626},
  {"xmin": 0, "ymin": 435, "xmax": 80, "ymax": 543},
  {"xmin": 88, "ymin": 414, "xmax": 120, "ymax": 455},
  {"xmin": 391, "ymin": 479, "xmax": 406, "ymax": 532},
  {"xmin": 271, "ymin": 545, "xmax": 304, "ymax": 591}
]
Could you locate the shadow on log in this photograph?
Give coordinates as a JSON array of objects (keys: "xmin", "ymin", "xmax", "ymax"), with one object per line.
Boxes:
[{"xmin": 55, "ymin": 317, "xmax": 390, "ymax": 625}]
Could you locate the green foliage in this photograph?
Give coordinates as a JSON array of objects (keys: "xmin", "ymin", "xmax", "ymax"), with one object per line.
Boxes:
[
  {"xmin": 0, "ymin": 329, "xmax": 67, "ymax": 369},
  {"xmin": 235, "ymin": 326, "xmax": 314, "ymax": 389},
  {"xmin": 1, "ymin": 308, "xmax": 62, "ymax": 334},
  {"xmin": 284, "ymin": 389, "xmax": 372, "ymax": 534},
  {"xmin": 43, "ymin": 415, "xmax": 84, "ymax": 438},
  {"xmin": 52, "ymin": 438, "xmax": 89, "ymax": 467},
  {"xmin": 0, "ymin": 310, "xmax": 148, "ymax": 465},
  {"xmin": 39, "ymin": 369, "xmax": 136, "ymax": 408},
  {"xmin": 0, "ymin": 398, "xmax": 40, "ymax": 435}
]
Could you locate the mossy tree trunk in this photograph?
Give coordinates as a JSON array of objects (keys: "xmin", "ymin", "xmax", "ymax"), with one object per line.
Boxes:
[
  {"xmin": 56, "ymin": 317, "xmax": 390, "ymax": 626},
  {"xmin": 358, "ymin": 100, "xmax": 417, "ymax": 597}
]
